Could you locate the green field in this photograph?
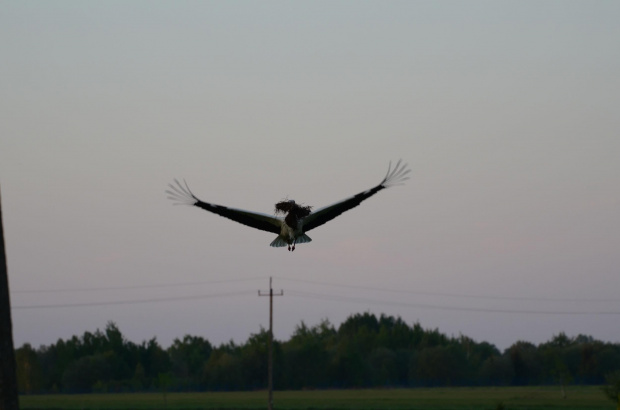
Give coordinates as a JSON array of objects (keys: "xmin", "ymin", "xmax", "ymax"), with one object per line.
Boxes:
[{"xmin": 19, "ymin": 386, "xmax": 613, "ymax": 410}]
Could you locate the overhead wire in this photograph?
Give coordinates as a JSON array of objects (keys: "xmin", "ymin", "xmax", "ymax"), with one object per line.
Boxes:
[
  {"xmin": 12, "ymin": 275, "xmax": 619, "ymax": 303},
  {"xmin": 274, "ymin": 276, "xmax": 620, "ymax": 303},
  {"xmin": 11, "ymin": 276, "xmax": 265, "ymax": 294},
  {"xmin": 287, "ymin": 289, "xmax": 620, "ymax": 316},
  {"xmin": 11, "ymin": 275, "xmax": 620, "ymax": 315},
  {"xmin": 12, "ymin": 290, "xmax": 255, "ymax": 310}
]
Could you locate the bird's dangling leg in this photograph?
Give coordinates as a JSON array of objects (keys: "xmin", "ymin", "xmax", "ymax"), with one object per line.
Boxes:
[
  {"xmin": 288, "ymin": 245, "xmax": 291, "ymax": 251},
  {"xmin": 292, "ymin": 240, "xmax": 296, "ymax": 251}
]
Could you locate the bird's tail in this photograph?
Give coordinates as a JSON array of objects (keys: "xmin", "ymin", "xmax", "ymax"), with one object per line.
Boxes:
[
  {"xmin": 380, "ymin": 159, "xmax": 411, "ymax": 188},
  {"xmin": 295, "ymin": 234, "xmax": 312, "ymax": 244},
  {"xmin": 166, "ymin": 179, "xmax": 199, "ymax": 206},
  {"xmin": 270, "ymin": 236, "xmax": 288, "ymax": 247},
  {"xmin": 269, "ymin": 234, "xmax": 312, "ymax": 247}
]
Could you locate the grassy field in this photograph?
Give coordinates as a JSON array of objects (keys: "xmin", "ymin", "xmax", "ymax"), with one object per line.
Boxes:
[{"xmin": 18, "ymin": 386, "xmax": 613, "ymax": 410}]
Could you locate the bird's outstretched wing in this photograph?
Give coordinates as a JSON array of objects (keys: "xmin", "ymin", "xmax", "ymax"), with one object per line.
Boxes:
[
  {"xmin": 302, "ymin": 160, "xmax": 410, "ymax": 233},
  {"xmin": 166, "ymin": 179, "xmax": 282, "ymax": 234}
]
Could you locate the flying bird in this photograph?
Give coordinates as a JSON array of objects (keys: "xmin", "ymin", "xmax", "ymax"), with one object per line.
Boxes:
[{"xmin": 166, "ymin": 160, "xmax": 410, "ymax": 251}]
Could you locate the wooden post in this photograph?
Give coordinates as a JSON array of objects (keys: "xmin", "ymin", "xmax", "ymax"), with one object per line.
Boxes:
[
  {"xmin": 0, "ymin": 186, "xmax": 20, "ymax": 409},
  {"xmin": 259, "ymin": 277, "xmax": 282, "ymax": 410}
]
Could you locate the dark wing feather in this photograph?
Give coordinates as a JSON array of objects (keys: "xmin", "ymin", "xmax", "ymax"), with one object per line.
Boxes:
[
  {"xmin": 302, "ymin": 160, "xmax": 410, "ymax": 232},
  {"xmin": 166, "ymin": 179, "xmax": 282, "ymax": 234}
]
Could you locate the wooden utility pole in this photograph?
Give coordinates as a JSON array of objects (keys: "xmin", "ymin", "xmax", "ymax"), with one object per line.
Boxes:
[
  {"xmin": 0, "ymin": 187, "xmax": 20, "ymax": 410},
  {"xmin": 258, "ymin": 277, "xmax": 283, "ymax": 410}
]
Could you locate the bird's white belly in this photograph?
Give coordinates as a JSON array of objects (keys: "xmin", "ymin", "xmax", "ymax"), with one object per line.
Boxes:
[{"xmin": 280, "ymin": 223, "xmax": 301, "ymax": 243}]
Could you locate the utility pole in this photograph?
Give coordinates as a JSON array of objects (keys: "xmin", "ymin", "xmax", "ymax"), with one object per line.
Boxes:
[
  {"xmin": 258, "ymin": 277, "xmax": 283, "ymax": 410},
  {"xmin": 0, "ymin": 186, "xmax": 20, "ymax": 410}
]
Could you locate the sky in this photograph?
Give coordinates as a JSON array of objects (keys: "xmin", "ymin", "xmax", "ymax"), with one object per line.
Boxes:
[{"xmin": 1, "ymin": 1, "xmax": 619, "ymax": 352}]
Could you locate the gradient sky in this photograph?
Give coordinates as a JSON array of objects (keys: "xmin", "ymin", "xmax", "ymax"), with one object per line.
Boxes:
[{"xmin": 1, "ymin": 1, "xmax": 619, "ymax": 352}]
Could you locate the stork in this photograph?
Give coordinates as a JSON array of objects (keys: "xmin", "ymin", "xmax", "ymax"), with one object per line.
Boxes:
[{"xmin": 166, "ymin": 160, "xmax": 410, "ymax": 251}]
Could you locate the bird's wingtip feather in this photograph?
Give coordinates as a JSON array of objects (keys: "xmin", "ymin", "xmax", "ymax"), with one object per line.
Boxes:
[
  {"xmin": 381, "ymin": 159, "xmax": 410, "ymax": 188},
  {"xmin": 166, "ymin": 179, "xmax": 199, "ymax": 206}
]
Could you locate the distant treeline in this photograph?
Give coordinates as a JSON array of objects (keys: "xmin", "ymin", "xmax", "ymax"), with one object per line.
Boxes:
[{"xmin": 14, "ymin": 313, "xmax": 620, "ymax": 393}]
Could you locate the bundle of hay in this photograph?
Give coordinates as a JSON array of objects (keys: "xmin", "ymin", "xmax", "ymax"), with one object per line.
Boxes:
[{"xmin": 274, "ymin": 200, "xmax": 312, "ymax": 229}]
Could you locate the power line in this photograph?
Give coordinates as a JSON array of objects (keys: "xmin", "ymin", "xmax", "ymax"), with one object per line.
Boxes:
[
  {"xmin": 276, "ymin": 276, "xmax": 620, "ymax": 303},
  {"xmin": 13, "ymin": 275, "xmax": 618, "ymax": 304},
  {"xmin": 11, "ymin": 290, "xmax": 254, "ymax": 310},
  {"xmin": 11, "ymin": 274, "xmax": 620, "ymax": 315},
  {"xmin": 11, "ymin": 285, "xmax": 620, "ymax": 316},
  {"xmin": 11, "ymin": 276, "xmax": 265, "ymax": 294},
  {"xmin": 287, "ymin": 290, "xmax": 620, "ymax": 316}
]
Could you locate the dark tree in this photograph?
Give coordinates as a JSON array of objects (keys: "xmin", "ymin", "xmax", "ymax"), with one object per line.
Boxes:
[
  {"xmin": 415, "ymin": 345, "xmax": 468, "ymax": 386},
  {"xmin": 168, "ymin": 335, "xmax": 212, "ymax": 390},
  {"xmin": 15, "ymin": 343, "xmax": 42, "ymax": 393},
  {"xmin": 508, "ymin": 341, "xmax": 542, "ymax": 385},
  {"xmin": 479, "ymin": 355, "xmax": 514, "ymax": 386},
  {"xmin": 61, "ymin": 354, "xmax": 112, "ymax": 392},
  {"xmin": 602, "ymin": 370, "xmax": 620, "ymax": 407},
  {"xmin": 12, "ymin": 311, "xmax": 620, "ymax": 392},
  {"xmin": 282, "ymin": 320, "xmax": 335, "ymax": 388}
]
